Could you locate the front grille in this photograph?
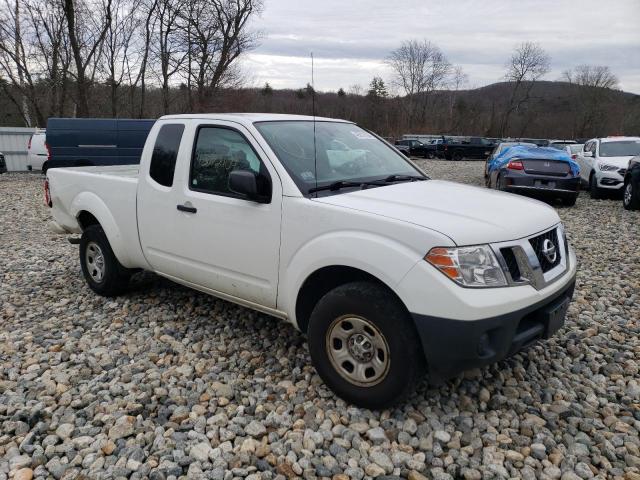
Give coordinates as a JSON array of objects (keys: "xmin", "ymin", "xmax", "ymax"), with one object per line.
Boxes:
[
  {"xmin": 529, "ymin": 228, "xmax": 561, "ymax": 272},
  {"xmin": 500, "ymin": 247, "xmax": 521, "ymax": 281}
]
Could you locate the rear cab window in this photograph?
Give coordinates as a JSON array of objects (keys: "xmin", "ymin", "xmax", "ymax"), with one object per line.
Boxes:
[{"xmin": 149, "ymin": 124, "xmax": 185, "ymax": 187}]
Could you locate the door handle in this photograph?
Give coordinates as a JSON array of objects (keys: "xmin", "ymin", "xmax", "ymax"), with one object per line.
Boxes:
[{"xmin": 177, "ymin": 204, "xmax": 197, "ymax": 213}]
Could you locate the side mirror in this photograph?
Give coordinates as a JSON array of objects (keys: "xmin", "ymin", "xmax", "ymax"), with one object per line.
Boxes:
[
  {"xmin": 582, "ymin": 151, "xmax": 593, "ymax": 157},
  {"xmin": 228, "ymin": 170, "xmax": 269, "ymax": 203}
]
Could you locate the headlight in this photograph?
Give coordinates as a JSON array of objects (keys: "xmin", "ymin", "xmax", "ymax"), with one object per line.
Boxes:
[
  {"xmin": 598, "ymin": 163, "xmax": 618, "ymax": 172},
  {"xmin": 425, "ymin": 245, "xmax": 507, "ymax": 288}
]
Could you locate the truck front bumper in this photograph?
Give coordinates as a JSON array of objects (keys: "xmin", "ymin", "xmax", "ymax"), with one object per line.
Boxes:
[
  {"xmin": 412, "ymin": 271, "xmax": 576, "ymax": 382},
  {"xmin": 595, "ymin": 171, "xmax": 625, "ymax": 190}
]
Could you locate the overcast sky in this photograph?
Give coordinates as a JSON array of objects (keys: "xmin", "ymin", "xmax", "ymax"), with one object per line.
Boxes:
[{"xmin": 240, "ymin": 0, "xmax": 640, "ymax": 94}]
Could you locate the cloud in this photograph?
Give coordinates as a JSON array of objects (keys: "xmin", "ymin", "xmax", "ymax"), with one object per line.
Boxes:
[{"xmin": 242, "ymin": 0, "xmax": 640, "ymax": 93}]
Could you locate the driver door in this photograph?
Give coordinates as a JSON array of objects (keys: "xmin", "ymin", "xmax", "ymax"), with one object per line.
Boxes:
[{"xmin": 139, "ymin": 120, "xmax": 282, "ymax": 308}]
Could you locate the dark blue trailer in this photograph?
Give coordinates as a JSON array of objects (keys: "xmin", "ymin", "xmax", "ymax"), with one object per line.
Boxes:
[{"xmin": 44, "ymin": 118, "xmax": 155, "ymax": 172}]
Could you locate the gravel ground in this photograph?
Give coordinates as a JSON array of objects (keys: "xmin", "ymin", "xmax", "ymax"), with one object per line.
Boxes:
[{"xmin": 1, "ymin": 162, "xmax": 639, "ymax": 480}]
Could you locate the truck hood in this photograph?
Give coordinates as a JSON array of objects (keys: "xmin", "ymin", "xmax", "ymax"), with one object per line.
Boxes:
[{"xmin": 313, "ymin": 180, "xmax": 560, "ymax": 245}]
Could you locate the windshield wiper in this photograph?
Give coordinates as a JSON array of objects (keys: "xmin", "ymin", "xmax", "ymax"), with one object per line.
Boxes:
[
  {"xmin": 308, "ymin": 175, "xmax": 426, "ymax": 194},
  {"xmin": 380, "ymin": 174, "xmax": 427, "ymax": 183},
  {"xmin": 308, "ymin": 180, "xmax": 383, "ymax": 194}
]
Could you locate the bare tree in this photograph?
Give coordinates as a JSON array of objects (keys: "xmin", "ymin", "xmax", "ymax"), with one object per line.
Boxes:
[
  {"xmin": 387, "ymin": 39, "xmax": 451, "ymax": 126},
  {"xmin": 563, "ymin": 64, "xmax": 619, "ymax": 136},
  {"xmin": 62, "ymin": 0, "xmax": 113, "ymax": 116},
  {"xmin": 24, "ymin": 0, "xmax": 71, "ymax": 117},
  {"xmin": 0, "ymin": 0, "xmax": 36, "ymax": 125},
  {"xmin": 149, "ymin": 0, "xmax": 186, "ymax": 114},
  {"xmin": 180, "ymin": 0, "xmax": 261, "ymax": 112},
  {"xmin": 563, "ymin": 64, "xmax": 618, "ymax": 89},
  {"xmin": 125, "ymin": 0, "xmax": 158, "ymax": 117},
  {"xmin": 499, "ymin": 41, "xmax": 550, "ymax": 136},
  {"xmin": 447, "ymin": 65, "xmax": 467, "ymax": 132},
  {"xmin": 102, "ymin": 0, "xmax": 139, "ymax": 116}
]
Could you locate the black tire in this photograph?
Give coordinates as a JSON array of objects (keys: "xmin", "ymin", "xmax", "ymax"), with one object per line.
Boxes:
[
  {"xmin": 80, "ymin": 224, "xmax": 131, "ymax": 296},
  {"xmin": 623, "ymin": 178, "xmax": 640, "ymax": 210},
  {"xmin": 424, "ymin": 151, "xmax": 435, "ymax": 159},
  {"xmin": 496, "ymin": 173, "xmax": 505, "ymax": 191},
  {"xmin": 307, "ymin": 281, "xmax": 425, "ymax": 409},
  {"xmin": 562, "ymin": 194, "xmax": 578, "ymax": 206},
  {"xmin": 452, "ymin": 151, "xmax": 463, "ymax": 161},
  {"xmin": 589, "ymin": 174, "xmax": 603, "ymax": 199}
]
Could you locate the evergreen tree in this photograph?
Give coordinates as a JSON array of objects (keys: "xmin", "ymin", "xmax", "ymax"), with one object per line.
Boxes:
[
  {"xmin": 261, "ymin": 82, "xmax": 273, "ymax": 96},
  {"xmin": 367, "ymin": 77, "xmax": 388, "ymax": 99}
]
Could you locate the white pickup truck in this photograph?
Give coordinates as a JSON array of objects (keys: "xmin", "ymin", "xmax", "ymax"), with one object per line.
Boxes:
[{"xmin": 47, "ymin": 114, "xmax": 577, "ymax": 408}]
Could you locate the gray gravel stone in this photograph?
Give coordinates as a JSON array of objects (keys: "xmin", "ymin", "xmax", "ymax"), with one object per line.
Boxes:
[{"xmin": 1, "ymin": 166, "xmax": 639, "ymax": 480}]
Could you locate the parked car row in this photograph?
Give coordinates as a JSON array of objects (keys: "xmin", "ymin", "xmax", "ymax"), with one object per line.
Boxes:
[
  {"xmin": 395, "ymin": 136, "xmax": 583, "ymax": 162},
  {"xmin": 483, "ymin": 136, "xmax": 640, "ymax": 211}
]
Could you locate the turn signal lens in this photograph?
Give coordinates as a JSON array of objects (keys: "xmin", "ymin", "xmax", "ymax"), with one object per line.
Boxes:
[{"xmin": 425, "ymin": 245, "xmax": 507, "ymax": 288}]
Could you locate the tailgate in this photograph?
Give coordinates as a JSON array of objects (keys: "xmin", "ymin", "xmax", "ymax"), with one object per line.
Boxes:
[{"xmin": 522, "ymin": 159, "xmax": 571, "ymax": 177}]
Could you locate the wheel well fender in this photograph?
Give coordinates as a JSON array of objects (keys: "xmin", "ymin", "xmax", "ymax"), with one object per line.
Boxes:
[
  {"xmin": 71, "ymin": 192, "xmax": 133, "ymax": 267},
  {"xmin": 294, "ymin": 265, "xmax": 409, "ymax": 334}
]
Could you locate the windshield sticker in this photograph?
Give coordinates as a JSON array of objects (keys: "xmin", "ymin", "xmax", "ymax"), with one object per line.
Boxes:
[
  {"xmin": 351, "ymin": 130, "xmax": 375, "ymax": 140},
  {"xmin": 300, "ymin": 171, "xmax": 315, "ymax": 181}
]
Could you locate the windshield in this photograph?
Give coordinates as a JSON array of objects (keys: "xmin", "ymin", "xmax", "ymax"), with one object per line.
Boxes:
[
  {"xmin": 254, "ymin": 121, "xmax": 423, "ymax": 195},
  {"xmin": 599, "ymin": 140, "xmax": 640, "ymax": 157},
  {"xmin": 569, "ymin": 144, "xmax": 583, "ymax": 154},
  {"xmin": 549, "ymin": 142, "xmax": 575, "ymax": 149}
]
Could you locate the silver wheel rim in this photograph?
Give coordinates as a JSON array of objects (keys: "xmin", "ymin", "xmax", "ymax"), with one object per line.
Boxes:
[
  {"xmin": 624, "ymin": 182, "xmax": 632, "ymax": 205},
  {"xmin": 325, "ymin": 315, "xmax": 390, "ymax": 387},
  {"xmin": 85, "ymin": 241, "xmax": 106, "ymax": 283}
]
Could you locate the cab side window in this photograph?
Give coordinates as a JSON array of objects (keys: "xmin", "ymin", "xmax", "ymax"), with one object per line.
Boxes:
[
  {"xmin": 149, "ymin": 124, "xmax": 185, "ymax": 187},
  {"xmin": 190, "ymin": 126, "xmax": 268, "ymax": 198}
]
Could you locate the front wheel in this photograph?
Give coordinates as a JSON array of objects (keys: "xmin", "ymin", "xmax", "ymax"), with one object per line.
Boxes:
[
  {"xmin": 590, "ymin": 174, "xmax": 603, "ymax": 199},
  {"xmin": 623, "ymin": 179, "xmax": 640, "ymax": 210},
  {"xmin": 452, "ymin": 151, "xmax": 463, "ymax": 161},
  {"xmin": 307, "ymin": 281, "xmax": 425, "ymax": 409},
  {"xmin": 80, "ymin": 225, "xmax": 131, "ymax": 296}
]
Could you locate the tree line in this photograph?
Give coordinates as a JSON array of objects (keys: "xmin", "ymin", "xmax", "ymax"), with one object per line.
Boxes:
[
  {"xmin": 1, "ymin": 1, "xmax": 637, "ymax": 139},
  {"xmin": 0, "ymin": 0, "xmax": 261, "ymax": 126}
]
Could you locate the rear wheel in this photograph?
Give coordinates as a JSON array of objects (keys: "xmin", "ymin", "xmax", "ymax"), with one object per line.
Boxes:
[
  {"xmin": 623, "ymin": 178, "xmax": 640, "ymax": 210},
  {"xmin": 80, "ymin": 225, "xmax": 131, "ymax": 296},
  {"xmin": 307, "ymin": 281, "xmax": 425, "ymax": 409},
  {"xmin": 590, "ymin": 174, "xmax": 603, "ymax": 199},
  {"xmin": 562, "ymin": 194, "xmax": 578, "ymax": 206}
]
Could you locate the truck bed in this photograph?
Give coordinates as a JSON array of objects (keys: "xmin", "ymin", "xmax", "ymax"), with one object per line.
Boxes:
[{"xmin": 47, "ymin": 165, "xmax": 146, "ymax": 269}]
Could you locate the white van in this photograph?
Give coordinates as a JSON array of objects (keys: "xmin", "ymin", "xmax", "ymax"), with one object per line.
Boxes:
[{"xmin": 27, "ymin": 130, "xmax": 48, "ymax": 172}]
